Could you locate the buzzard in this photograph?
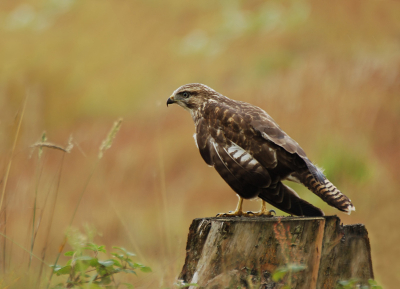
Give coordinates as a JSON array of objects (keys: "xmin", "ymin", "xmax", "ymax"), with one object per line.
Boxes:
[{"xmin": 166, "ymin": 83, "xmax": 355, "ymax": 217}]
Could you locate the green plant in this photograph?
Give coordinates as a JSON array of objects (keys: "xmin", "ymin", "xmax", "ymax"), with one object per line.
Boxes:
[
  {"xmin": 336, "ymin": 279, "xmax": 382, "ymax": 289},
  {"xmin": 51, "ymin": 243, "xmax": 151, "ymax": 288},
  {"xmin": 271, "ymin": 264, "xmax": 307, "ymax": 289}
]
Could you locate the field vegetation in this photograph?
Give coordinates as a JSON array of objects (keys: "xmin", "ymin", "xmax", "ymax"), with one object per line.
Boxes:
[{"xmin": 0, "ymin": 0, "xmax": 399, "ymax": 288}]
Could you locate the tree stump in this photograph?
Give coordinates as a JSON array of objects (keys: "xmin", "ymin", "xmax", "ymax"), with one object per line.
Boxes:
[{"xmin": 178, "ymin": 216, "xmax": 373, "ymax": 289}]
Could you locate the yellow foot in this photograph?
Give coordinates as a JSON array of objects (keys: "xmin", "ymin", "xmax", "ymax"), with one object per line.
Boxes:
[
  {"xmin": 216, "ymin": 196, "xmax": 251, "ymax": 217},
  {"xmin": 216, "ymin": 210, "xmax": 256, "ymax": 217},
  {"xmin": 249, "ymin": 200, "xmax": 276, "ymax": 217},
  {"xmin": 251, "ymin": 209, "xmax": 276, "ymax": 217},
  {"xmin": 215, "ymin": 197, "xmax": 277, "ymax": 217}
]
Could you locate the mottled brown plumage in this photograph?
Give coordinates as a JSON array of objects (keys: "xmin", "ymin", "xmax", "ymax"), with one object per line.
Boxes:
[{"xmin": 167, "ymin": 83, "xmax": 355, "ymax": 217}]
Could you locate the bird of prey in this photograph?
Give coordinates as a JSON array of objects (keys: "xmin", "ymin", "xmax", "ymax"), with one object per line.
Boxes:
[{"xmin": 166, "ymin": 83, "xmax": 355, "ymax": 217}]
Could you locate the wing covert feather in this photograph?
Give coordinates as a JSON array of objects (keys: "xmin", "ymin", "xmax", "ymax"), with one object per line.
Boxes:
[{"xmin": 246, "ymin": 106, "xmax": 326, "ymax": 184}]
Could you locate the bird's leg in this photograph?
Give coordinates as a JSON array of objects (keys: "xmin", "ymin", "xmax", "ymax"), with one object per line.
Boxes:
[
  {"xmin": 253, "ymin": 200, "xmax": 276, "ymax": 217},
  {"xmin": 216, "ymin": 196, "xmax": 248, "ymax": 217}
]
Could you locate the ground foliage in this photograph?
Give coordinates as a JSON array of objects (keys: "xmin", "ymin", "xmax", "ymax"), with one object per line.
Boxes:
[{"xmin": 0, "ymin": 0, "xmax": 399, "ymax": 288}]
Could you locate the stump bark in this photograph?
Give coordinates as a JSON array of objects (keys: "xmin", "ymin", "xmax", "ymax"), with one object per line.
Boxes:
[{"xmin": 179, "ymin": 216, "xmax": 373, "ymax": 289}]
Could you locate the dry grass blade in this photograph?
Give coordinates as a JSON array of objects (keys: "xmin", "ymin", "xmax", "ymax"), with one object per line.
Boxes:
[
  {"xmin": 0, "ymin": 98, "xmax": 27, "ymax": 214},
  {"xmin": 30, "ymin": 139, "xmax": 74, "ymax": 154},
  {"xmin": 0, "ymin": 231, "xmax": 48, "ymax": 266},
  {"xmin": 98, "ymin": 118, "xmax": 123, "ymax": 159},
  {"xmin": 0, "ymin": 97, "xmax": 27, "ymax": 275},
  {"xmin": 47, "ymin": 118, "xmax": 123, "ymax": 288}
]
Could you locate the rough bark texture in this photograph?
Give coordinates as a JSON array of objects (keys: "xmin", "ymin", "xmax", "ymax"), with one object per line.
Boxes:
[{"xmin": 179, "ymin": 216, "xmax": 373, "ymax": 289}]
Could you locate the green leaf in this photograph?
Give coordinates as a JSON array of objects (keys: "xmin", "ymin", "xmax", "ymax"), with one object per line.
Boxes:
[
  {"xmin": 75, "ymin": 260, "xmax": 91, "ymax": 273},
  {"xmin": 111, "ymin": 253, "xmax": 124, "ymax": 259},
  {"xmin": 75, "ymin": 255, "xmax": 94, "ymax": 261},
  {"xmin": 338, "ymin": 280, "xmax": 350, "ymax": 286},
  {"xmin": 112, "ymin": 246, "xmax": 136, "ymax": 257},
  {"xmin": 83, "ymin": 243, "xmax": 98, "ymax": 252},
  {"xmin": 64, "ymin": 251, "xmax": 75, "ymax": 256},
  {"xmin": 89, "ymin": 257, "xmax": 99, "ymax": 267},
  {"xmin": 139, "ymin": 266, "xmax": 152, "ymax": 273},
  {"xmin": 123, "ymin": 269, "xmax": 137, "ymax": 275},
  {"xmin": 96, "ymin": 266, "xmax": 108, "ymax": 276},
  {"xmin": 272, "ymin": 267, "xmax": 288, "ymax": 282},
  {"xmin": 97, "ymin": 245, "xmax": 106, "ymax": 253},
  {"xmin": 89, "ymin": 273, "xmax": 98, "ymax": 283},
  {"xmin": 100, "ymin": 275, "xmax": 112, "ymax": 285},
  {"xmin": 54, "ymin": 265, "xmax": 72, "ymax": 276},
  {"xmin": 98, "ymin": 260, "xmax": 115, "ymax": 267},
  {"xmin": 368, "ymin": 279, "xmax": 382, "ymax": 289},
  {"xmin": 112, "ymin": 259, "xmax": 123, "ymax": 268},
  {"xmin": 83, "ymin": 243, "xmax": 107, "ymax": 254},
  {"xmin": 122, "ymin": 283, "xmax": 134, "ymax": 289}
]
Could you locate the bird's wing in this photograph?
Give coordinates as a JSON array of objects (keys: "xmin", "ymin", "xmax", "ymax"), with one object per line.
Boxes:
[
  {"xmin": 243, "ymin": 103, "xmax": 326, "ymax": 184},
  {"xmin": 195, "ymin": 117, "xmax": 271, "ymax": 199},
  {"xmin": 196, "ymin": 113, "xmax": 325, "ymax": 216}
]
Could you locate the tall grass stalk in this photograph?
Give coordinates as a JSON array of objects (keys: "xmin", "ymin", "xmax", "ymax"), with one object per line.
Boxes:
[
  {"xmin": 0, "ymin": 231, "xmax": 48, "ymax": 266},
  {"xmin": 29, "ymin": 132, "xmax": 47, "ymax": 269},
  {"xmin": 0, "ymin": 97, "xmax": 27, "ymax": 274},
  {"xmin": 37, "ymin": 153, "xmax": 66, "ymax": 288},
  {"xmin": 46, "ymin": 119, "xmax": 122, "ymax": 289}
]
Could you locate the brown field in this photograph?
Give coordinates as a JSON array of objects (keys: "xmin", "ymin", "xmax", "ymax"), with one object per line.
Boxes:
[{"xmin": 0, "ymin": 0, "xmax": 399, "ymax": 288}]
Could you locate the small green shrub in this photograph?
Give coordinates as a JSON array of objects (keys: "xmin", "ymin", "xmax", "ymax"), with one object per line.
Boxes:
[
  {"xmin": 51, "ymin": 243, "xmax": 151, "ymax": 288},
  {"xmin": 336, "ymin": 278, "xmax": 382, "ymax": 289},
  {"xmin": 271, "ymin": 264, "xmax": 307, "ymax": 289}
]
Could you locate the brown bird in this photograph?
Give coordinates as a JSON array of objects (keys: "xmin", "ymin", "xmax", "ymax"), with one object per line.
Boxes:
[{"xmin": 166, "ymin": 83, "xmax": 355, "ymax": 217}]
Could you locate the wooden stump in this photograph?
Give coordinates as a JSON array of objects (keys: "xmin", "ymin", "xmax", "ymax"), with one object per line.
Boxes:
[{"xmin": 178, "ymin": 216, "xmax": 373, "ymax": 289}]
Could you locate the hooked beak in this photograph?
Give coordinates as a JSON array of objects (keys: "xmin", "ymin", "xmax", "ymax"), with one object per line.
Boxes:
[{"xmin": 166, "ymin": 95, "xmax": 175, "ymax": 107}]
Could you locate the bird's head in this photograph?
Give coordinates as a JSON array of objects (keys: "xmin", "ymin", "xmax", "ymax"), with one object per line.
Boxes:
[{"xmin": 167, "ymin": 83, "xmax": 218, "ymax": 112}]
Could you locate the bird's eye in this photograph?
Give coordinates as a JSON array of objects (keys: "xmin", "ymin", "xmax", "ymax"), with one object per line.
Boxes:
[{"xmin": 182, "ymin": 92, "xmax": 190, "ymax": 98}]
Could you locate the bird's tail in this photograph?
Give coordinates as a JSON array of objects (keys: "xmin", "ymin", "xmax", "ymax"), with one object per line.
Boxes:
[
  {"xmin": 300, "ymin": 172, "xmax": 355, "ymax": 214},
  {"xmin": 258, "ymin": 182, "xmax": 324, "ymax": 217}
]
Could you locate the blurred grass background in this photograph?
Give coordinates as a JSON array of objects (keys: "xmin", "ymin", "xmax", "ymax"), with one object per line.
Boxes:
[{"xmin": 0, "ymin": 0, "xmax": 399, "ymax": 287}]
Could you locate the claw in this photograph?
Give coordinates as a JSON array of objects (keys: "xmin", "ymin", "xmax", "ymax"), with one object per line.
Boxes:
[{"xmin": 253, "ymin": 201, "xmax": 277, "ymax": 216}]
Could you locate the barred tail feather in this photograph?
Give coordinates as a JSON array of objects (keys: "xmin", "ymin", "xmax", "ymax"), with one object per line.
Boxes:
[
  {"xmin": 302, "ymin": 173, "xmax": 355, "ymax": 214},
  {"xmin": 258, "ymin": 182, "xmax": 324, "ymax": 217}
]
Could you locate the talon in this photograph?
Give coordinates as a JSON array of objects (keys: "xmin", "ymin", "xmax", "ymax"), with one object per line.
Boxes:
[
  {"xmin": 215, "ymin": 197, "xmax": 260, "ymax": 217},
  {"xmin": 262, "ymin": 209, "xmax": 276, "ymax": 217},
  {"xmin": 253, "ymin": 200, "xmax": 277, "ymax": 216}
]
